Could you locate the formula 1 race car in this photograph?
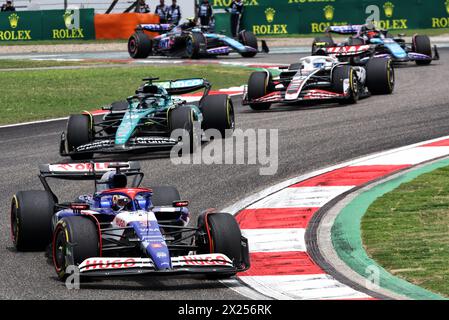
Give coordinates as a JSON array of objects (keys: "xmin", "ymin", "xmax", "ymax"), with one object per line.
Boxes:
[
  {"xmin": 10, "ymin": 162, "xmax": 250, "ymax": 279},
  {"xmin": 128, "ymin": 20, "xmax": 268, "ymax": 59},
  {"xmin": 60, "ymin": 77, "xmax": 235, "ymax": 160},
  {"xmin": 243, "ymin": 53, "xmax": 394, "ymax": 110},
  {"xmin": 312, "ymin": 24, "xmax": 439, "ymax": 65}
]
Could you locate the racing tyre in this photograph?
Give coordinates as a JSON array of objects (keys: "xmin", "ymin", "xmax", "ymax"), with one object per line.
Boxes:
[
  {"xmin": 128, "ymin": 31, "xmax": 152, "ymax": 59},
  {"xmin": 197, "ymin": 212, "xmax": 242, "ymax": 278},
  {"xmin": 413, "ymin": 35, "xmax": 432, "ymax": 66},
  {"xmin": 366, "ymin": 58, "xmax": 395, "ymax": 95},
  {"xmin": 186, "ymin": 32, "xmax": 205, "ymax": 59},
  {"xmin": 331, "ymin": 65, "xmax": 359, "ymax": 104},
  {"xmin": 312, "ymin": 35, "xmax": 335, "ymax": 55},
  {"xmin": 11, "ymin": 190, "xmax": 55, "ymax": 251},
  {"xmin": 53, "ymin": 216, "xmax": 99, "ymax": 280},
  {"xmin": 200, "ymin": 94, "xmax": 235, "ymax": 138},
  {"xmin": 239, "ymin": 30, "xmax": 258, "ymax": 58},
  {"xmin": 247, "ymin": 71, "xmax": 272, "ymax": 111},
  {"xmin": 151, "ymin": 186, "xmax": 181, "ymax": 206},
  {"xmin": 169, "ymin": 106, "xmax": 198, "ymax": 154},
  {"xmin": 66, "ymin": 114, "xmax": 94, "ymax": 160}
]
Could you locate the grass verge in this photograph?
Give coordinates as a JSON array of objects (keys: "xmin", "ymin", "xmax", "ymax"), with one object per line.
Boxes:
[
  {"xmin": 362, "ymin": 165, "xmax": 449, "ymax": 298},
  {"xmin": 0, "ymin": 65, "xmax": 250, "ymax": 125}
]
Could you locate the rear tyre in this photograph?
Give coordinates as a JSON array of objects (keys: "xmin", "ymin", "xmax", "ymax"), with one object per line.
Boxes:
[
  {"xmin": 239, "ymin": 30, "xmax": 258, "ymax": 58},
  {"xmin": 312, "ymin": 35, "xmax": 334, "ymax": 55},
  {"xmin": 185, "ymin": 32, "xmax": 205, "ymax": 59},
  {"xmin": 66, "ymin": 114, "xmax": 94, "ymax": 160},
  {"xmin": 128, "ymin": 32, "xmax": 152, "ymax": 59},
  {"xmin": 331, "ymin": 65, "xmax": 359, "ymax": 104},
  {"xmin": 200, "ymin": 94, "xmax": 235, "ymax": 138},
  {"xmin": 413, "ymin": 35, "xmax": 432, "ymax": 66},
  {"xmin": 169, "ymin": 106, "xmax": 198, "ymax": 153},
  {"xmin": 52, "ymin": 216, "xmax": 99, "ymax": 280},
  {"xmin": 366, "ymin": 58, "xmax": 395, "ymax": 94},
  {"xmin": 11, "ymin": 190, "xmax": 55, "ymax": 251},
  {"xmin": 151, "ymin": 186, "xmax": 181, "ymax": 206},
  {"xmin": 197, "ymin": 212, "xmax": 242, "ymax": 278},
  {"xmin": 247, "ymin": 71, "xmax": 271, "ymax": 111}
]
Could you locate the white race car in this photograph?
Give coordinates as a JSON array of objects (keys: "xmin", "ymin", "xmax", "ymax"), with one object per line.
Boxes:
[{"xmin": 243, "ymin": 51, "xmax": 394, "ymax": 111}]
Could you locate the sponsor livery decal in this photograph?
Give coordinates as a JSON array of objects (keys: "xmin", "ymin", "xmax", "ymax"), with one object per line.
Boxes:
[
  {"xmin": 78, "ymin": 254, "xmax": 233, "ymax": 272},
  {"xmin": 326, "ymin": 45, "xmax": 371, "ymax": 56},
  {"xmin": 48, "ymin": 162, "xmax": 118, "ymax": 173}
]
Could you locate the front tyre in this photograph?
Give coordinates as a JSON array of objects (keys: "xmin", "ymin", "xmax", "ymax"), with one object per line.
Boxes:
[
  {"xmin": 128, "ymin": 31, "xmax": 152, "ymax": 59},
  {"xmin": 11, "ymin": 190, "xmax": 55, "ymax": 251},
  {"xmin": 200, "ymin": 94, "xmax": 235, "ymax": 138},
  {"xmin": 366, "ymin": 58, "xmax": 395, "ymax": 95},
  {"xmin": 197, "ymin": 212, "xmax": 244, "ymax": 278},
  {"xmin": 52, "ymin": 216, "xmax": 99, "ymax": 280},
  {"xmin": 66, "ymin": 114, "xmax": 94, "ymax": 160},
  {"xmin": 247, "ymin": 71, "xmax": 272, "ymax": 111},
  {"xmin": 239, "ymin": 30, "xmax": 258, "ymax": 58},
  {"xmin": 169, "ymin": 106, "xmax": 198, "ymax": 154},
  {"xmin": 413, "ymin": 35, "xmax": 432, "ymax": 66},
  {"xmin": 332, "ymin": 65, "xmax": 359, "ymax": 104}
]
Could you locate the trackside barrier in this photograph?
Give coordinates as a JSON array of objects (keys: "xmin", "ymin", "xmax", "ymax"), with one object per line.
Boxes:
[
  {"xmin": 213, "ymin": 0, "xmax": 449, "ymax": 35},
  {"xmin": 94, "ymin": 13, "xmax": 160, "ymax": 40},
  {"xmin": 0, "ymin": 9, "xmax": 95, "ymax": 41}
]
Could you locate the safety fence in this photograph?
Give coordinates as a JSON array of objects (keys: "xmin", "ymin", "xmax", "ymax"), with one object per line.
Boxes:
[
  {"xmin": 213, "ymin": 0, "xmax": 449, "ymax": 35},
  {"xmin": 1, "ymin": 1, "xmax": 448, "ymax": 42}
]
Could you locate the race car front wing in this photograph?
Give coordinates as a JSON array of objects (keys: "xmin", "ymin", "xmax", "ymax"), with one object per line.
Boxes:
[
  {"xmin": 60, "ymin": 133, "xmax": 180, "ymax": 156},
  {"xmin": 76, "ymin": 253, "xmax": 249, "ymax": 277},
  {"xmin": 242, "ymin": 87, "xmax": 347, "ymax": 106}
]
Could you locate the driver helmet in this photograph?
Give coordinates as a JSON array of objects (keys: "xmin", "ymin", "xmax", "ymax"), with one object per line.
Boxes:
[{"xmin": 112, "ymin": 195, "xmax": 130, "ymax": 211}]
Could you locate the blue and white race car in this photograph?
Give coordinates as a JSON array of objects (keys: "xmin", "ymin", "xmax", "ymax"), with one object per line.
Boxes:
[
  {"xmin": 128, "ymin": 19, "xmax": 268, "ymax": 59},
  {"xmin": 10, "ymin": 162, "xmax": 250, "ymax": 280},
  {"xmin": 312, "ymin": 23, "xmax": 439, "ymax": 65}
]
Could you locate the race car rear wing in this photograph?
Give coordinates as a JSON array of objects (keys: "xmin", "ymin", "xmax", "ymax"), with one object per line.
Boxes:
[
  {"xmin": 137, "ymin": 24, "xmax": 173, "ymax": 33},
  {"xmin": 154, "ymin": 78, "xmax": 211, "ymax": 95},
  {"xmin": 38, "ymin": 162, "xmax": 143, "ymax": 202},
  {"xmin": 326, "ymin": 25, "xmax": 363, "ymax": 35},
  {"xmin": 325, "ymin": 44, "xmax": 373, "ymax": 57},
  {"xmin": 39, "ymin": 162, "xmax": 141, "ymax": 179}
]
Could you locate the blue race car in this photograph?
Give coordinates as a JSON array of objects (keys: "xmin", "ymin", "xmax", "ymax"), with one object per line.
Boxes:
[
  {"xmin": 312, "ymin": 23, "xmax": 439, "ymax": 65},
  {"xmin": 60, "ymin": 77, "xmax": 235, "ymax": 160},
  {"xmin": 10, "ymin": 162, "xmax": 250, "ymax": 279},
  {"xmin": 128, "ymin": 19, "xmax": 268, "ymax": 59}
]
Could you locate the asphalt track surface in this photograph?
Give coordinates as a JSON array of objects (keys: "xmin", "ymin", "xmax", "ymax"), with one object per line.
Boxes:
[{"xmin": 1, "ymin": 49, "xmax": 449, "ymax": 299}]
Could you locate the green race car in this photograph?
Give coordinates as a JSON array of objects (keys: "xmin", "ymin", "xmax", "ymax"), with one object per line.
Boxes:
[{"xmin": 60, "ymin": 77, "xmax": 235, "ymax": 160}]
